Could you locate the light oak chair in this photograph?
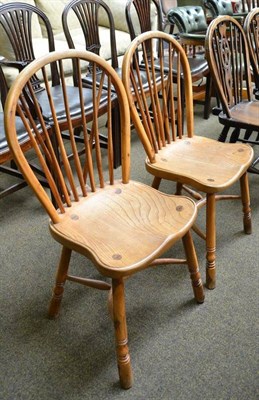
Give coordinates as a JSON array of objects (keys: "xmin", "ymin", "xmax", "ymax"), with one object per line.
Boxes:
[
  {"xmin": 122, "ymin": 30, "xmax": 254, "ymax": 290},
  {"xmin": 5, "ymin": 49, "xmax": 204, "ymax": 389},
  {"xmin": 205, "ymin": 15, "xmax": 259, "ymax": 173}
]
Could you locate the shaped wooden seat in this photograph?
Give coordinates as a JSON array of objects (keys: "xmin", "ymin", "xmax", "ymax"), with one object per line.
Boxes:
[
  {"xmin": 122, "ymin": 30, "xmax": 254, "ymax": 290},
  {"xmin": 4, "ymin": 49, "xmax": 204, "ymax": 389}
]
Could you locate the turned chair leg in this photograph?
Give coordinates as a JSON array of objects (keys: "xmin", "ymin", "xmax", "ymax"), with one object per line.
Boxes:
[
  {"xmin": 112, "ymin": 278, "xmax": 133, "ymax": 389},
  {"xmin": 240, "ymin": 172, "xmax": 252, "ymax": 235},
  {"xmin": 48, "ymin": 246, "xmax": 72, "ymax": 319},
  {"xmin": 182, "ymin": 230, "xmax": 204, "ymax": 304},
  {"xmin": 206, "ymin": 193, "xmax": 216, "ymax": 289}
]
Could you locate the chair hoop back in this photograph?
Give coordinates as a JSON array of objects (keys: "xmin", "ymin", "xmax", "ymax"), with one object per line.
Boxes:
[
  {"xmin": 5, "ymin": 49, "xmax": 131, "ymax": 222},
  {"xmin": 122, "ymin": 30, "xmax": 194, "ymax": 163}
]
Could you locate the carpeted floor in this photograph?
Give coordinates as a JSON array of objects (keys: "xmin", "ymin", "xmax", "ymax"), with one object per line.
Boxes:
[{"xmin": 0, "ymin": 104, "xmax": 258, "ymax": 400}]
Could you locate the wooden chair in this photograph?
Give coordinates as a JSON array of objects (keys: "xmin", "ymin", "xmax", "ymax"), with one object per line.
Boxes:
[
  {"xmin": 125, "ymin": 0, "xmax": 212, "ymax": 119},
  {"xmin": 205, "ymin": 15, "xmax": 259, "ymax": 173},
  {"xmin": 0, "ymin": 2, "xmax": 114, "ymax": 166},
  {"xmin": 62, "ymin": 0, "xmax": 122, "ymax": 168},
  {"xmin": 244, "ymin": 8, "xmax": 259, "ymax": 98},
  {"xmin": 4, "ymin": 49, "xmax": 204, "ymax": 389},
  {"xmin": 167, "ymin": 5, "xmax": 213, "ymax": 119},
  {"xmin": 122, "ymin": 30, "xmax": 254, "ymax": 290}
]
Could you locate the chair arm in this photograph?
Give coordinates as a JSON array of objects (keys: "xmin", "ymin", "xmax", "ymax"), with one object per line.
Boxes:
[{"xmin": 0, "ymin": 59, "xmax": 29, "ymax": 72}]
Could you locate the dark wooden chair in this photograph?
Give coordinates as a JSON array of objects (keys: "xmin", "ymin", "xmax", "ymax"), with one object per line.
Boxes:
[
  {"xmin": 5, "ymin": 49, "xmax": 204, "ymax": 389},
  {"xmin": 62, "ymin": 0, "xmax": 122, "ymax": 168},
  {"xmin": 244, "ymin": 8, "xmax": 259, "ymax": 98},
  {"xmin": 0, "ymin": 62, "xmax": 50, "ymax": 199},
  {"xmin": 167, "ymin": 5, "xmax": 214, "ymax": 119},
  {"xmin": 203, "ymin": 0, "xmax": 259, "ymax": 21},
  {"xmin": 122, "ymin": 30, "xmax": 254, "ymax": 290},
  {"xmin": 205, "ymin": 15, "xmax": 259, "ymax": 174},
  {"xmin": 0, "ymin": 2, "xmax": 116, "ymax": 166},
  {"xmin": 125, "ymin": 0, "xmax": 212, "ymax": 119},
  {"xmin": 0, "ymin": 63, "xmax": 28, "ymax": 199}
]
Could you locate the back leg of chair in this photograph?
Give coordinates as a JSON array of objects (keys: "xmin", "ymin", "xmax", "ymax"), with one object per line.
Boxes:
[
  {"xmin": 48, "ymin": 246, "xmax": 72, "ymax": 318},
  {"xmin": 151, "ymin": 176, "xmax": 162, "ymax": 189},
  {"xmin": 203, "ymin": 74, "xmax": 212, "ymax": 120},
  {"xmin": 112, "ymin": 278, "xmax": 133, "ymax": 389},
  {"xmin": 240, "ymin": 172, "xmax": 252, "ymax": 234},
  {"xmin": 206, "ymin": 193, "xmax": 216, "ymax": 289},
  {"xmin": 182, "ymin": 231, "xmax": 205, "ymax": 303},
  {"xmin": 218, "ymin": 126, "xmax": 231, "ymax": 142}
]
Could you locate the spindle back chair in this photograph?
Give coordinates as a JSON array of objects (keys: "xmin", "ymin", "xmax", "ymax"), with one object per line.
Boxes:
[
  {"xmin": 122, "ymin": 30, "xmax": 254, "ymax": 289},
  {"xmin": 5, "ymin": 49, "xmax": 205, "ymax": 389}
]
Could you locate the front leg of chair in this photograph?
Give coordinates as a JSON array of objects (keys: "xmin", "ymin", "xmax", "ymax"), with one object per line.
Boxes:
[
  {"xmin": 206, "ymin": 193, "xmax": 216, "ymax": 289},
  {"xmin": 112, "ymin": 278, "xmax": 133, "ymax": 389},
  {"xmin": 48, "ymin": 246, "xmax": 72, "ymax": 319},
  {"xmin": 240, "ymin": 172, "xmax": 252, "ymax": 234},
  {"xmin": 182, "ymin": 230, "xmax": 205, "ymax": 303},
  {"xmin": 152, "ymin": 176, "xmax": 162, "ymax": 189}
]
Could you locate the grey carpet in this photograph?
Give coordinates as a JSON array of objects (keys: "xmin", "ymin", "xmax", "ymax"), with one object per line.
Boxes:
[{"xmin": 0, "ymin": 104, "xmax": 258, "ymax": 400}]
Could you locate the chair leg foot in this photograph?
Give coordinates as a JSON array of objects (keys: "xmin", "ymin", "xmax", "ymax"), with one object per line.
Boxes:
[
  {"xmin": 182, "ymin": 231, "xmax": 205, "ymax": 304},
  {"xmin": 206, "ymin": 265, "xmax": 216, "ymax": 290},
  {"xmin": 48, "ymin": 246, "xmax": 72, "ymax": 319},
  {"xmin": 112, "ymin": 278, "xmax": 133, "ymax": 389}
]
